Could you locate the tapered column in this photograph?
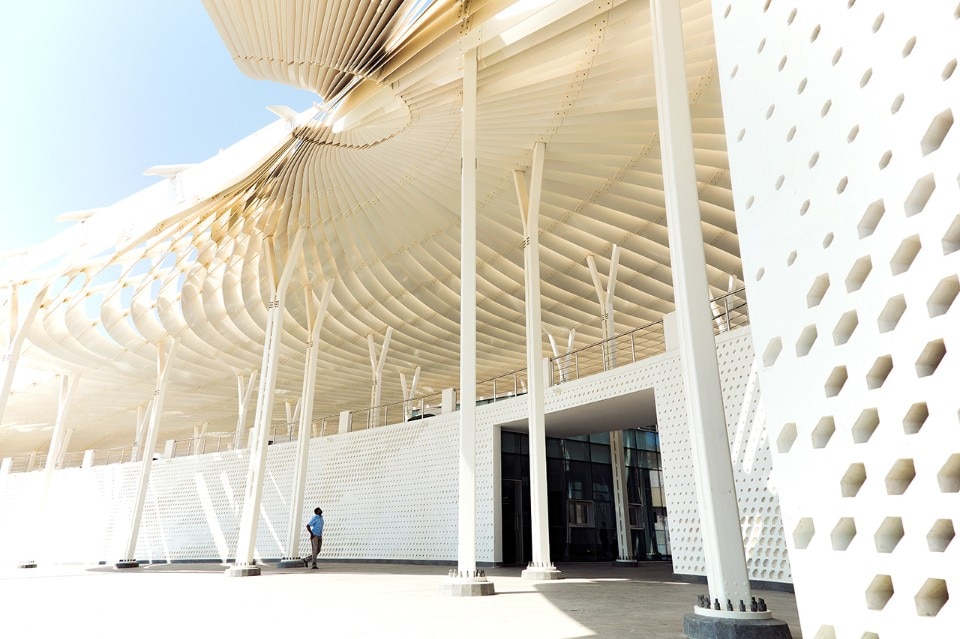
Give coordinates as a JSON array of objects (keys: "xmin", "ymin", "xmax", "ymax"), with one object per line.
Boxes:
[
  {"xmin": 609, "ymin": 429, "xmax": 636, "ymax": 566},
  {"xmin": 227, "ymin": 230, "xmax": 305, "ymax": 577},
  {"xmin": 0, "ymin": 284, "xmax": 49, "ymax": 426},
  {"xmin": 442, "ymin": 44, "xmax": 492, "ymax": 596},
  {"xmin": 400, "ymin": 366, "xmax": 422, "ymax": 420},
  {"xmin": 18, "ymin": 374, "xmax": 81, "ymax": 568},
  {"xmin": 547, "ymin": 329, "xmax": 576, "ymax": 383},
  {"xmin": 366, "ymin": 327, "xmax": 393, "ymax": 428},
  {"xmin": 650, "ymin": 2, "xmax": 783, "ymax": 633},
  {"xmin": 279, "ymin": 280, "xmax": 333, "ymax": 567},
  {"xmin": 233, "ymin": 371, "xmax": 258, "ymax": 450},
  {"xmin": 131, "ymin": 402, "xmax": 151, "ymax": 462},
  {"xmin": 116, "ymin": 339, "xmax": 180, "ymax": 568},
  {"xmin": 514, "ymin": 142, "xmax": 561, "ymax": 581}
]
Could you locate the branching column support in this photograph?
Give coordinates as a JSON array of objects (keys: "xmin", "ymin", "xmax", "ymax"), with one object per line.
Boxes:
[
  {"xmin": 116, "ymin": 338, "xmax": 180, "ymax": 568},
  {"xmin": 234, "ymin": 371, "xmax": 258, "ymax": 450},
  {"xmin": 227, "ymin": 229, "xmax": 305, "ymax": 577},
  {"xmin": 18, "ymin": 373, "xmax": 81, "ymax": 568},
  {"xmin": 131, "ymin": 401, "xmax": 152, "ymax": 463},
  {"xmin": 367, "ymin": 327, "xmax": 393, "ymax": 428},
  {"xmin": 586, "ymin": 245, "xmax": 620, "ymax": 370},
  {"xmin": 650, "ymin": 4, "xmax": 778, "ymax": 631},
  {"xmin": 514, "ymin": 142, "xmax": 561, "ymax": 580},
  {"xmin": 279, "ymin": 279, "xmax": 333, "ymax": 567},
  {"xmin": 0, "ymin": 284, "xmax": 49, "ymax": 427},
  {"xmin": 442, "ymin": 43, "xmax": 493, "ymax": 596},
  {"xmin": 547, "ymin": 329, "xmax": 576, "ymax": 383},
  {"xmin": 400, "ymin": 366, "xmax": 422, "ymax": 420}
]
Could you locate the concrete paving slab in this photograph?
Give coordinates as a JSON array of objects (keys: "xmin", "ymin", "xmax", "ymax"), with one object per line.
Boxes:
[{"xmin": 0, "ymin": 561, "xmax": 801, "ymax": 638}]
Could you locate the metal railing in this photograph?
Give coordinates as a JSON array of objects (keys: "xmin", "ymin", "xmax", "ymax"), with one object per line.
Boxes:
[
  {"xmin": 169, "ymin": 433, "xmax": 236, "ymax": 458},
  {"xmin": 550, "ymin": 319, "xmax": 666, "ymax": 385},
  {"xmin": 348, "ymin": 392, "xmax": 445, "ymax": 431},
  {"xmin": 2, "ymin": 289, "xmax": 749, "ymax": 470}
]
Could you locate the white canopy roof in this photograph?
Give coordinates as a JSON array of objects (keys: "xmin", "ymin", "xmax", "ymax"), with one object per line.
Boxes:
[{"xmin": 0, "ymin": 0, "xmax": 739, "ymax": 454}]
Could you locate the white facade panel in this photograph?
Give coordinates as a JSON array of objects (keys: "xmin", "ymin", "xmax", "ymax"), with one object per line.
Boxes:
[
  {"xmin": 0, "ymin": 327, "xmax": 787, "ymax": 584},
  {"xmin": 713, "ymin": 1, "xmax": 959, "ymax": 636}
]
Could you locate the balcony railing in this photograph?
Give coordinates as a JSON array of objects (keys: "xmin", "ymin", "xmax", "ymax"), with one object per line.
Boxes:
[{"xmin": 2, "ymin": 289, "xmax": 748, "ymax": 471}]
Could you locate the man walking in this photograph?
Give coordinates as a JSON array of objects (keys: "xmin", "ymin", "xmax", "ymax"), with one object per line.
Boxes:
[{"xmin": 305, "ymin": 507, "xmax": 324, "ymax": 569}]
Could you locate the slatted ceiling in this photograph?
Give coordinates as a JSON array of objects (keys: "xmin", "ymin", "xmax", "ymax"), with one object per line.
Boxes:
[{"xmin": 1, "ymin": 0, "xmax": 747, "ymax": 449}]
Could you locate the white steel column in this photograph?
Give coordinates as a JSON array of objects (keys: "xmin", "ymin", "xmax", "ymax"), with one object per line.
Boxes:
[
  {"xmin": 233, "ymin": 371, "xmax": 258, "ymax": 450},
  {"xmin": 116, "ymin": 339, "xmax": 180, "ymax": 568},
  {"xmin": 586, "ymin": 245, "xmax": 620, "ymax": 369},
  {"xmin": 280, "ymin": 280, "xmax": 333, "ymax": 567},
  {"xmin": 131, "ymin": 401, "xmax": 151, "ymax": 462},
  {"xmin": 650, "ymin": 0, "xmax": 758, "ymax": 619},
  {"xmin": 366, "ymin": 327, "xmax": 393, "ymax": 428},
  {"xmin": 18, "ymin": 374, "xmax": 81, "ymax": 568},
  {"xmin": 0, "ymin": 284, "xmax": 49, "ymax": 426},
  {"xmin": 515, "ymin": 142, "xmax": 561, "ymax": 580},
  {"xmin": 547, "ymin": 329, "xmax": 576, "ymax": 383},
  {"xmin": 400, "ymin": 366, "xmax": 422, "ymax": 420},
  {"xmin": 442, "ymin": 44, "xmax": 492, "ymax": 596},
  {"xmin": 609, "ymin": 429, "xmax": 635, "ymax": 565},
  {"xmin": 227, "ymin": 230, "xmax": 305, "ymax": 577}
]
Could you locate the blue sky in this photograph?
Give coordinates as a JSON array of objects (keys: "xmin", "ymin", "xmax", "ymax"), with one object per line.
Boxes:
[{"xmin": 0, "ymin": 1, "xmax": 317, "ymax": 252}]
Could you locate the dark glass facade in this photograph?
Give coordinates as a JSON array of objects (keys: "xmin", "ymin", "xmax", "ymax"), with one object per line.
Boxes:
[{"xmin": 500, "ymin": 429, "xmax": 671, "ymax": 564}]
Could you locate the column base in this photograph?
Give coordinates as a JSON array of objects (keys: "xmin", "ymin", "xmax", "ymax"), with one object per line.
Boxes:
[
  {"xmin": 612, "ymin": 559, "xmax": 639, "ymax": 567},
  {"xmin": 683, "ymin": 608, "xmax": 792, "ymax": 639},
  {"xmin": 17, "ymin": 561, "xmax": 37, "ymax": 569},
  {"xmin": 521, "ymin": 562, "xmax": 563, "ymax": 580},
  {"xmin": 115, "ymin": 560, "xmax": 139, "ymax": 569},
  {"xmin": 440, "ymin": 569, "xmax": 495, "ymax": 596},
  {"xmin": 277, "ymin": 558, "xmax": 309, "ymax": 569},
  {"xmin": 440, "ymin": 577, "xmax": 495, "ymax": 597},
  {"xmin": 224, "ymin": 564, "xmax": 261, "ymax": 577}
]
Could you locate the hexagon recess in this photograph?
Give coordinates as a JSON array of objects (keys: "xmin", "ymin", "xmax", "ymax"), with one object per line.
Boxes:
[
  {"xmin": 763, "ymin": 336, "xmax": 783, "ymax": 367},
  {"xmin": 927, "ymin": 519, "xmax": 955, "ymax": 552},
  {"xmin": 878, "ymin": 296, "xmax": 905, "ymax": 333},
  {"xmin": 915, "ymin": 578, "xmax": 948, "ymax": 617},
  {"xmin": 866, "ymin": 355, "xmax": 893, "ymax": 389},
  {"xmin": 890, "ymin": 235, "xmax": 921, "ymax": 275},
  {"xmin": 813, "ymin": 625, "xmax": 836, "ymax": 639},
  {"xmin": 812, "ymin": 416, "xmax": 836, "ymax": 449},
  {"xmin": 840, "ymin": 463, "xmax": 867, "ymax": 497},
  {"xmin": 831, "ymin": 517, "xmax": 856, "ymax": 550},
  {"xmin": 845, "ymin": 256, "xmax": 872, "ymax": 292},
  {"xmin": 833, "ymin": 310, "xmax": 858, "ymax": 345},
  {"xmin": 937, "ymin": 453, "xmax": 960, "ymax": 493},
  {"xmin": 865, "ymin": 574, "xmax": 894, "ymax": 610},
  {"xmin": 825, "ymin": 366, "xmax": 848, "ymax": 398},
  {"xmin": 793, "ymin": 517, "xmax": 815, "ymax": 549},
  {"xmin": 874, "ymin": 517, "xmax": 904, "ymax": 553},
  {"xmin": 777, "ymin": 422, "xmax": 798, "ymax": 454},
  {"xmin": 885, "ymin": 458, "xmax": 916, "ymax": 495},
  {"xmin": 858, "ymin": 199, "xmax": 885, "ymax": 238},
  {"xmin": 852, "ymin": 408, "xmax": 879, "ymax": 444},
  {"xmin": 807, "ymin": 273, "xmax": 830, "ymax": 308},
  {"xmin": 927, "ymin": 275, "xmax": 959, "ymax": 317},
  {"xmin": 903, "ymin": 402, "xmax": 929, "ymax": 435},
  {"xmin": 915, "ymin": 339, "xmax": 946, "ymax": 377},
  {"xmin": 796, "ymin": 324, "xmax": 818, "ymax": 357}
]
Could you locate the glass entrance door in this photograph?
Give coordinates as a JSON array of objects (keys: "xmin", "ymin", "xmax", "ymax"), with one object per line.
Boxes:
[{"xmin": 501, "ymin": 479, "xmax": 526, "ymax": 565}]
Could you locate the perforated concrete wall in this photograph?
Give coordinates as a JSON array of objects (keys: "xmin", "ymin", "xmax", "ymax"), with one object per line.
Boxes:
[
  {"xmin": 0, "ymin": 412, "xmax": 477, "ymax": 565},
  {"xmin": 0, "ymin": 327, "xmax": 784, "ymax": 581},
  {"xmin": 713, "ymin": 1, "xmax": 959, "ymax": 636}
]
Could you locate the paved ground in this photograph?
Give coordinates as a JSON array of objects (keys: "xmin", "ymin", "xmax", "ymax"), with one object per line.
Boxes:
[{"xmin": 0, "ymin": 561, "xmax": 802, "ymax": 638}]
